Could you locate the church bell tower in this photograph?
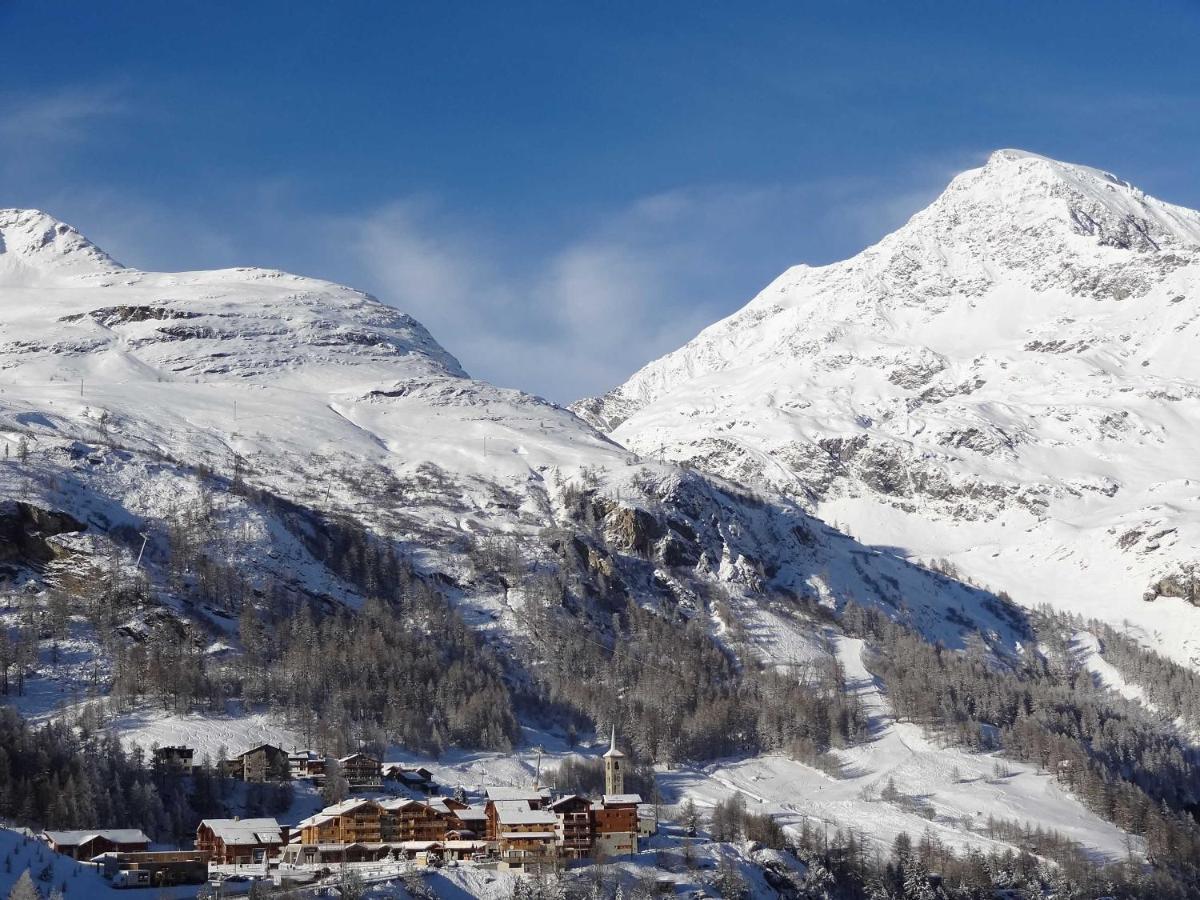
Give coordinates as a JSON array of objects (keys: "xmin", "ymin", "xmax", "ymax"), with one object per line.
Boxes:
[{"xmin": 603, "ymin": 724, "xmax": 625, "ymax": 795}]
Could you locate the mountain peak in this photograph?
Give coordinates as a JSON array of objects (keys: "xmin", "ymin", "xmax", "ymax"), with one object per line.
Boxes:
[
  {"xmin": 0, "ymin": 208, "xmax": 124, "ymax": 284},
  {"xmin": 915, "ymin": 150, "xmax": 1200, "ymax": 254}
]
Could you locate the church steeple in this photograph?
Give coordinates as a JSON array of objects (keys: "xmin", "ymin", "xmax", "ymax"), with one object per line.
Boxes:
[{"xmin": 603, "ymin": 724, "xmax": 625, "ymax": 795}]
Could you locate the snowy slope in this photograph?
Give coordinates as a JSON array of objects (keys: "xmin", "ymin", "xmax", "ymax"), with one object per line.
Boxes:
[
  {"xmin": 576, "ymin": 150, "xmax": 1200, "ymax": 669},
  {"xmin": 0, "ymin": 826, "xmax": 200, "ymax": 898},
  {"xmin": 0, "ymin": 205, "xmax": 1028, "ymax": 714},
  {"xmin": 91, "ymin": 698, "xmax": 1135, "ymax": 868}
]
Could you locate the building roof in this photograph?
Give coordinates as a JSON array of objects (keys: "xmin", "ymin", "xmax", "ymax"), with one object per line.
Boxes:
[
  {"xmin": 603, "ymin": 725, "xmax": 625, "ymax": 759},
  {"xmin": 603, "ymin": 794, "xmax": 644, "ymax": 806},
  {"xmin": 320, "ymin": 798, "xmax": 383, "ymax": 816},
  {"xmin": 233, "ymin": 743, "xmax": 285, "ymax": 759},
  {"xmin": 338, "ymin": 752, "xmax": 379, "ymax": 764},
  {"xmin": 379, "ymin": 798, "xmax": 427, "ymax": 812},
  {"xmin": 44, "ymin": 829, "xmax": 150, "ymax": 847},
  {"xmin": 496, "ymin": 808, "xmax": 559, "ymax": 826},
  {"xmin": 549, "ymin": 794, "xmax": 589, "ymax": 810},
  {"xmin": 454, "ymin": 807, "xmax": 487, "ymax": 822},
  {"xmin": 199, "ymin": 818, "xmax": 283, "ymax": 846},
  {"xmin": 486, "ymin": 787, "xmax": 544, "ymax": 802}
]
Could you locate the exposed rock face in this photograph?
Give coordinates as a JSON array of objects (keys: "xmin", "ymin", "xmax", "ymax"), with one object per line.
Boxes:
[
  {"xmin": 603, "ymin": 506, "xmax": 663, "ymax": 556},
  {"xmin": 0, "ymin": 501, "xmax": 85, "ymax": 567}
]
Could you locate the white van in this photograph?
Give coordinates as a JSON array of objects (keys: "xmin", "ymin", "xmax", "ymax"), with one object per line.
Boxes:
[{"xmin": 112, "ymin": 869, "xmax": 151, "ymax": 888}]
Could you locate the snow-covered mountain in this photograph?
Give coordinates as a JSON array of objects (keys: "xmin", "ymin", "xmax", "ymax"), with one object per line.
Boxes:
[
  {"xmin": 0, "ymin": 206, "xmax": 1019, "ymax": 693},
  {"xmin": 6, "ymin": 204, "xmax": 1197, "ymax": 882},
  {"xmin": 575, "ymin": 149, "xmax": 1200, "ymax": 669}
]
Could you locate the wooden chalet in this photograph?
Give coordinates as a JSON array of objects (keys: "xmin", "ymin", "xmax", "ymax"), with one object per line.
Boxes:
[
  {"xmin": 491, "ymin": 803, "xmax": 560, "ymax": 867},
  {"xmin": 196, "ymin": 818, "xmax": 285, "ymax": 865},
  {"xmin": 288, "ymin": 749, "xmax": 324, "ymax": 779},
  {"xmin": 338, "ymin": 751, "xmax": 382, "ymax": 788},
  {"xmin": 383, "ymin": 764, "xmax": 436, "ymax": 793},
  {"xmin": 483, "ymin": 788, "xmax": 546, "ymax": 841},
  {"xmin": 223, "ymin": 743, "xmax": 290, "ymax": 783},
  {"xmin": 299, "ymin": 799, "xmax": 387, "ymax": 845},
  {"xmin": 42, "ymin": 829, "xmax": 150, "ymax": 860},
  {"xmin": 380, "ymin": 798, "xmax": 448, "ymax": 842},
  {"xmin": 548, "ymin": 794, "xmax": 593, "ymax": 858}
]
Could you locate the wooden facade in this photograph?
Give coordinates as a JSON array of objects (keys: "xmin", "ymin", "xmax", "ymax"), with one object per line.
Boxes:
[
  {"xmin": 549, "ymin": 795, "xmax": 593, "ymax": 858},
  {"xmin": 196, "ymin": 818, "xmax": 285, "ymax": 865},
  {"xmin": 338, "ymin": 752, "xmax": 382, "ymax": 788}
]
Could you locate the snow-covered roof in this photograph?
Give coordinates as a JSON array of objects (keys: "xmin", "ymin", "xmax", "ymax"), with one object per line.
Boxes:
[
  {"xmin": 496, "ymin": 808, "xmax": 558, "ymax": 826},
  {"xmin": 320, "ymin": 799, "xmax": 382, "ymax": 816},
  {"xmin": 379, "ymin": 798, "xmax": 425, "ymax": 812},
  {"xmin": 454, "ymin": 807, "xmax": 487, "ymax": 821},
  {"xmin": 549, "ymin": 794, "xmax": 588, "ymax": 809},
  {"xmin": 489, "ymin": 799, "xmax": 531, "ymax": 814},
  {"xmin": 43, "ymin": 829, "xmax": 149, "ymax": 847},
  {"xmin": 602, "ymin": 794, "xmax": 643, "ymax": 806},
  {"xmin": 200, "ymin": 818, "xmax": 283, "ymax": 846},
  {"xmin": 296, "ymin": 814, "xmax": 335, "ymax": 830},
  {"xmin": 485, "ymin": 787, "xmax": 543, "ymax": 802}
]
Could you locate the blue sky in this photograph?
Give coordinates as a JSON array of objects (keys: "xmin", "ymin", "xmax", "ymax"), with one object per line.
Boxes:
[{"xmin": 2, "ymin": 1, "xmax": 1198, "ymax": 401}]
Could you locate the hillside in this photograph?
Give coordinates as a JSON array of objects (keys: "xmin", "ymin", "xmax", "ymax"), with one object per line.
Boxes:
[
  {"xmin": 6, "ymin": 205, "xmax": 1200, "ymax": 893},
  {"xmin": 0, "ymin": 206, "xmax": 1021, "ymax": 736},
  {"xmin": 576, "ymin": 149, "xmax": 1200, "ymax": 671}
]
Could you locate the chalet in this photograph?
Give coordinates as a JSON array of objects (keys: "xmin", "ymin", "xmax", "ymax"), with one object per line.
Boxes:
[
  {"xmin": 379, "ymin": 798, "xmax": 448, "ymax": 842},
  {"xmin": 196, "ymin": 818, "xmax": 285, "ymax": 865},
  {"xmin": 484, "ymin": 787, "xmax": 547, "ymax": 841},
  {"xmin": 153, "ymin": 746, "xmax": 194, "ymax": 774},
  {"xmin": 338, "ymin": 751, "xmax": 382, "ymax": 788},
  {"xmin": 493, "ymin": 805, "xmax": 560, "ymax": 867},
  {"xmin": 549, "ymin": 795, "xmax": 593, "ymax": 859},
  {"xmin": 223, "ymin": 744, "xmax": 290, "ymax": 783},
  {"xmin": 485, "ymin": 787, "xmax": 546, "ymax": 807},
  {"xmin": 42, "ymin": 829, "xmax": 150, "ymax": 860},
  {"xmin": 299, "ymin": 799, "xmax": 386, "ymax": 845},
  {"xmin": 383, "ymin": 764, "xmax": 435, "ymax": 793},
  {"xmin": 438, "ymin": 801, "xmax": 487, "ymax": 837},
  {"xmin": 288, "ymin": 749, "xmax": 324, "ymax": 779}
]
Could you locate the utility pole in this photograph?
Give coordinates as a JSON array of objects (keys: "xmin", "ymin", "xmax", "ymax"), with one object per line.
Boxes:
[
  {"xmin": 80, "ymin": 378, "xmax": 84, "ymax": 398},
  {"xmin": 134, "ymin": 533, "xmax": 149, "ymax": 569}
]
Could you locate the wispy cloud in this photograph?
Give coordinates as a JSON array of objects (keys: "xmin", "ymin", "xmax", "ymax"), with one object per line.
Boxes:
[
  {"xmin": 337, "ymin": 171, "xmax": 952, "ymax": 402},
  {"xmin": 0, "ymin": 85, "xmax": 127, "ymax": 149}
]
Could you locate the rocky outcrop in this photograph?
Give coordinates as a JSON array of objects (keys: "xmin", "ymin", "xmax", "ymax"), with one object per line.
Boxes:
[{"xmin": 0, "ymin": 501, "xmax": 86, "ymax": 567}]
